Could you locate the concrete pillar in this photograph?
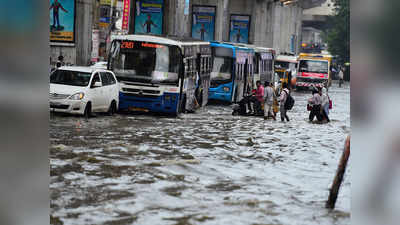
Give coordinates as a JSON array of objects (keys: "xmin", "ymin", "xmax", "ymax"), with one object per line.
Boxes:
[
  {"xmin": 76, "ymin": 0, "xmax": 94, "ymax": 65},
  {"xmin": 175, "ymin": 0, "xmax": 186, "ymax": 36}
]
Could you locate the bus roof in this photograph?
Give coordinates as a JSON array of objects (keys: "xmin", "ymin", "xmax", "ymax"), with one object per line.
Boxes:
[
  {"xmin": 210, "ymin": 41, "xmax": 254, "ymax": 51},
  {"xmin": 230, "ymin": 43, "xmax": 275, "ymax": 53},
  {"xmin": 111, "ymin": 34, "xmax": 210, "ymax": 47},
  {"xmin": 276, "ymin": 55, "xmax": 298, "ymax": 63},
  {"xmin": 298, "ymin": 53, "xmax": 333, "ymax": 60}
]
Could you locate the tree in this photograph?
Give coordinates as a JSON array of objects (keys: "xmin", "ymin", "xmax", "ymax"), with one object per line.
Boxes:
[{"xmin": 324, "ymin": 0, "xmax": 349, "ymax": 65}]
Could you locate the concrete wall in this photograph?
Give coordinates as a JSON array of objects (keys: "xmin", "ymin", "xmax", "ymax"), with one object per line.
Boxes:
[
  {"xmin": 50, "ymin": 0, "xmax": 93, "ymax": 66},
  {"xmin": 271, "ymin": 2, "xmax": 303, "ymax": 54},
  {"xmin": 188, "ymin": 0, "xmax": 303, "ymax": 54}
]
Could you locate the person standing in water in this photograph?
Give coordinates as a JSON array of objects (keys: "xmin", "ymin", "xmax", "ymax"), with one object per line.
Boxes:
[
  {"xmin": 320, "ymin": 86, "xmax": 331, "ymax": 122},
  {"xmin": 279, "ymin": 83, "xmax": 290, "ymax": 122},
  {"xmin": 308, "ymin": 88, "xmax": 323, "ymax": 122},
  {"xmin": 264, "ymin": 81, "xmax": 276, "ymax": 120},
  {"xmin": 50, "ymin": 0, "xmax": 68, "ymax": 29}
]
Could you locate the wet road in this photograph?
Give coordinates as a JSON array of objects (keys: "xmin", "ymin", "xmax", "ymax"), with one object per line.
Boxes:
[{"xmin": 50, "ymin": 83, "xmax": 350, "ymax": 225}]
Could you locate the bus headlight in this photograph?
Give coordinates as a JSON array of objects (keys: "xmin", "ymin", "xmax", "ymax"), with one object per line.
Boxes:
[{"xmin": 223, "ymin": 87, "xmax": 230, "ymax": 92}]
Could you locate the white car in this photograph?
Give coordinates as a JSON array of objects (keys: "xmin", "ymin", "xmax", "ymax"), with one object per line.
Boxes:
[
  {"xmin": 50, "ymin": 66, "xmax": 119, "ymax": 117},
  {"xmin": 90, "ymin": 61, "xmax": 108, "ymax": 69}
]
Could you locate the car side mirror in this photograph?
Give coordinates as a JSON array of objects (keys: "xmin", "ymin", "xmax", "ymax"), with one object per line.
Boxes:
[{"xmin": 92, "ymin": 81, "xmax": 102, "ymax": 88}]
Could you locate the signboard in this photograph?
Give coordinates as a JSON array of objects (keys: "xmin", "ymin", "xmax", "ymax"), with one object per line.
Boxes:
[
  {"xmin": 229, "ymin": 14, "xmax": 250, "ymax": 44},
  {"xmin": 134, "ymin": 0, "xmax": 164, "ymax": 35},
  {"xmin": 50, "ymin": 0, "xmax": 76, "ymax": 43},
  {"xmin": 261, "ymin": 52, "xmax": 273, "ymax": 60},
  {"xmin": 191, "ymin": 5, "xmax": 216, "ymax": 41},
  {"xmin": 122, "ymin": 0, "xmax": 131, "ymax": 31},
  {"xmin": 91, "ymin": 30, "xmax": 100, "ymax": 62},
  {"xmin": 99, "ymin": 4, "xmax": 112, "ymax": 28},
  {"xmin": 100, "ymin": 0, "xmax": 111, "ymax": 4}
]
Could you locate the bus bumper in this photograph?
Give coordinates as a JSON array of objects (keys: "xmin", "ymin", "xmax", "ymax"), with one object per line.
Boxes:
[
  {"xmin": 208, "ymin": 84, "xmax": 233, "ymax": 102},
  {"xmin": 118, "ymin": 92, "xmax": 180, "ymax": 114},
  {"xmin": 208, "ymin": 91, "xmax": 232, "ymax": 102},
  {"xmin": 296, "ymin": 78, "xmax": 328, "ymax": 89}
]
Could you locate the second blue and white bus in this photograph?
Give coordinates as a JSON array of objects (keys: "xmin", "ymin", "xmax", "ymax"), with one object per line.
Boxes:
[
  {"xmin": 208, "ymin": 42, "xmax": 255, "ymax": 103},
  {"xmin": 107, "ymin": 34, "xmax": 212, "ymax": 115}
]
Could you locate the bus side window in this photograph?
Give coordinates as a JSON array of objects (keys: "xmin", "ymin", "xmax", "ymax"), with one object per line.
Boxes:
[
  {"xmin": 184, "ymin": 58, "xmax": 189, "ymax": 75},
  {"xmin": 202, "ymin": 57, "xmax": 205, "ymax": 74}
]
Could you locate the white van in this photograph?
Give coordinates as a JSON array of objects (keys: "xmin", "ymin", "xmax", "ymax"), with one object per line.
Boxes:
[{"xmin": 50, "ymin": 66, "xmax": 119, "ymax": 117}]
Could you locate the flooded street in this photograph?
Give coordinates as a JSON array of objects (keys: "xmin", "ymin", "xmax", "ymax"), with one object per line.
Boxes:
[{"xmin": 50, "ymin": 83, "xmax": 350, "ymax": 225}]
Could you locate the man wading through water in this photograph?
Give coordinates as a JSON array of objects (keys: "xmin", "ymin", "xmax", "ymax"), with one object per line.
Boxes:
[
  {"xmin": 264, "ymin": 81, "xmax": 276, "ymax": 120},
  {"xmin": 279, "ymin": 83, "xmax": 290, "ymax": 122}
]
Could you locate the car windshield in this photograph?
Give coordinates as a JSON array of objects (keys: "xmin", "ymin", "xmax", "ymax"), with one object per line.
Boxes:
[
  {"xmin": 50, "ymin": 70, "xmax": 92, "ymax": 87},
  {"xmin": 299, "ymin": 60, "xmax": 328, "ymax": 73},
  {"xmin": 109, "ymin": 40, "xmax": 181, "ymax": 84},
  {"xmin": 275, "ymin": 61, "xmax": 290, "ymax": 69}
]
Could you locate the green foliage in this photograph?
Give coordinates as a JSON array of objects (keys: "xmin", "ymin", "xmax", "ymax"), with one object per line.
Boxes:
[{"xmin": 323, "ymin": 0, "xmax": 349, "ymax": 65}]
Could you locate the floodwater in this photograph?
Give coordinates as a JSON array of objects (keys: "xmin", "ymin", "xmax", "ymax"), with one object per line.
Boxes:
[{"xmin": 50, "ymin": 83, "xmax": 350, "ymax": 225}]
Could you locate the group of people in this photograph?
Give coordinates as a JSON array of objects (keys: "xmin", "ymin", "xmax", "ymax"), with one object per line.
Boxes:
[
  {"xmin": 237, "ymin": 81, "xmax": 291, "ymax": 122},
  {"xmin": 236, "ymin": 80, "xmax": 332, "ymax": 123},
  {"xmin": 308, "ymin": 86, "xmax": 330, "ymax": 123}
]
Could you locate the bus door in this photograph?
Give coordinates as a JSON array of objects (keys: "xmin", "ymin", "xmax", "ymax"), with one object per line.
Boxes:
[
  {"xmin": 196, "ymin": 45, "xmax": 212, "ymax": 106},
  {"xmin": 182, "ymin": 50, "xmax": 198, "ymax": 111},
  {"xmin": 234, "ymin": 51, "xmax": 246, "ymax": 103},
  {"xmin": 244, "ymin": 53, "xmax": 254, "ymax": 96},
  {"xmin": 254, "ymin": 53, "xmax": 260, "ymax": 86},
  {"xmin": 260, "ymin": 52, "xmax": 274, "ymax": 84}
]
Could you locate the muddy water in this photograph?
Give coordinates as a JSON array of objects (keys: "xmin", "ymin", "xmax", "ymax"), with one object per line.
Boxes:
[{"xmin": 50, "ymin": 83, "xmax": 350, "ymax": 225}]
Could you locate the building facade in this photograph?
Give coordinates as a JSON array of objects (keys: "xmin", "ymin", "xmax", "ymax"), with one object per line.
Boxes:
[{"xmin": 49, "ymin": 0, "xmax": 325, "ymax": 66}]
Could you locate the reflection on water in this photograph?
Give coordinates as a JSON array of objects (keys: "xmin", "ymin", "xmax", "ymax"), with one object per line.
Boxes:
[{"xmin": 50, "ymin": 84, "xmax": 350, "ymax": 225}]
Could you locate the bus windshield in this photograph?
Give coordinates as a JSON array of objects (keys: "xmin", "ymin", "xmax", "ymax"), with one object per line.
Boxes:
[
  {"xmin": 211, "ymin": 47, "xmax": 233, "ymax": 83},
  {"xmin": 275, "ymin": 61, "xmax": 297, "ymax": 70},
  {"xmin": 211, "ymin": 56, "xmax": 233, "ymax": 81},
  {"xmin": 109, "ymin": 40, "xmax": 181, "ymax": 84},
  {"xmin": 299, "ymin": 60, "xmax": 328, "ymax": 73}
]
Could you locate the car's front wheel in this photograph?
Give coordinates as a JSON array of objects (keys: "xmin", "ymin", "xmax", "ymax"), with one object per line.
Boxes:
[
  {"xmin": 84, "ymin": 102, "xmax": 92, "ymax": 118},
  {"xmin": 108, "ymin": 100, "xmax": 117, "ymax": 116}
]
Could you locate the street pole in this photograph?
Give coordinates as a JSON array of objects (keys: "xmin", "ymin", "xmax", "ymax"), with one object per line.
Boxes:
[{"xmin": 326, "ymin": 135, "xmax": 350, "ymax": 209}]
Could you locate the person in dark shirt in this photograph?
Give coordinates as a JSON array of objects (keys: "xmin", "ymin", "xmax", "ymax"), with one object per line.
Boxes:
[
  {"xmin": 142, "ymin": 14, "xmax": 158, "ymax": 33},
  {"xmin": 50, "ymin": 0, "xmax": 68, "ymax": 29}
]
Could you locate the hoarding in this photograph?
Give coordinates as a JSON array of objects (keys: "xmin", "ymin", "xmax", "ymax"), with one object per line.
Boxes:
[
  {"xmin": 99, "ymin": 4, "xmax": 112, "ymax": 28},
  {"xmin": 91, "ymin": 30, "xmax": 100, "ymax": 62},
  {"xmin": 229, "ymin": 14, "xmax": 250, "ymax": 44},
  {"xmin": 122, "ymin": 0, "xmax": 131, "ymax": 31},
  {"xmin": 191, "ymin": 5, "xmax": 216, "ymax": 41},
  {"xmin": 50, "ymin": 0, "xmax": 76, "ymax": 43},
  {"xmin": 134, "ymin": 0, "xmax": 164, "ymax": 35}
]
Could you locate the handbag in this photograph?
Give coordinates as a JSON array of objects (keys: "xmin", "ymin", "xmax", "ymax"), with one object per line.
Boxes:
[
  {"xmin": 307, "ymin": 104, "xmax": 312, "ymax": 111},
  {"xmin": 329, "ymin": 97, "xmax": 332, "ymax": 109}
]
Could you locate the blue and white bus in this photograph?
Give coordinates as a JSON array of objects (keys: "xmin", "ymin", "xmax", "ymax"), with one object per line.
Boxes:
[
  {"xmin": 208, "ymin": 42, "xmax": 255, "ymax": 103},
  {"xmin": 253, "ymin": 46, "xmax": 275, "ymax": 86},
  {"xmin": 107, "ymin": 35, "xmax": 212, "ymax": 115}
]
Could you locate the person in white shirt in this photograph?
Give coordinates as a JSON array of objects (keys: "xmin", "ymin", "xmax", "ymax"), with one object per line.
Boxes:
[
  {"xmin": 338, "ymin": 67, "xmax": 344, "ymax": 87},
  {"xmin": 263, "ymin": 81, "xmax": 276, "ymax": 120},
  {"xmin": 320, "ymin": 87, "xmax": 330, "ymax": 122},
  {"xmin": 308, "ymin": 87, "xmax": 323, "ymax": 122},
  {"xmin": 279, "ymin": 83, "xmax": 290, "ymax": 122}
]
